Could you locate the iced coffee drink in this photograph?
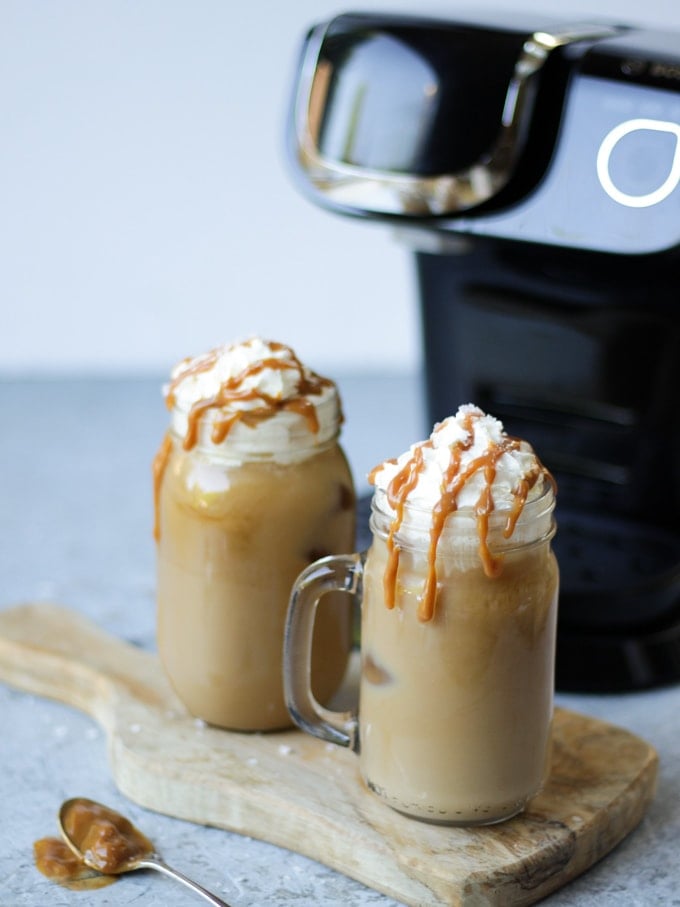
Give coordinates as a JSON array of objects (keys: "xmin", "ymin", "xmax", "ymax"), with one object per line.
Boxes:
[
  {"xmin": 284, "ymin": 404, "xmax": 558, "ymax": 824},
  {"xmin": 154, "ymin": 338, "xmax": 355, "ymax": 731},
  {"xmin": 362, "ymin": 405, "xmax": 558, "ymax": 823}
]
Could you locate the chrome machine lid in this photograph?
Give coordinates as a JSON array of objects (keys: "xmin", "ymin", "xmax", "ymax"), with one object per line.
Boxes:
[{"xmin": 290, "ymin": 13, "xmax": 621, "ymax": 217}]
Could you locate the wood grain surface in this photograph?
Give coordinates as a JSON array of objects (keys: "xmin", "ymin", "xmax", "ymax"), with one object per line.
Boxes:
[{"xmin": 0, "ymin": 602, "xmax": 658, "ymax": 907}]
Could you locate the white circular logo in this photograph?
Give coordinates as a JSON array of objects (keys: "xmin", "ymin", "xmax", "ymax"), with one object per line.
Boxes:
[{"xmin": 596, "ymin": 118, "xmax": 680, "ymax": 208}]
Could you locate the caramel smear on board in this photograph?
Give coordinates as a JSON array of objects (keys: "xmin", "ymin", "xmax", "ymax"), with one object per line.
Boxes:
[{"xmin": 369, "ymin": 409, "xmax": 553, "ymax": 622}]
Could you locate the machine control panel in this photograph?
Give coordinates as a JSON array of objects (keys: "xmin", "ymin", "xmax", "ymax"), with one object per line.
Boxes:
[
  {"xmin": 461, "ymin": 75, "xmax": 680, "ymax": 253},
  {"xmin": 596, "ymin": 117, "xmax": 680, "ymax": 208}
]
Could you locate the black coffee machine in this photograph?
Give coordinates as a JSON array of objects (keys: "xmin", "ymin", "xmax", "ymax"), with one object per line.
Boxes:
[{"xmin": 285, "ymin": 10, "xmax": 680, "ymax": 692}]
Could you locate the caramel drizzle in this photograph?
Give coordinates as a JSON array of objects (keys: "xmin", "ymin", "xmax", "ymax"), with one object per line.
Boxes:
[
  {"xmin": 166, "ymin": 342, "xmax": 334, "ymax": 451},
  {"xmin": 152, "ymin": 432, "xmax": 173, "ymax": 542},
  {"xmin": 164, "ymin": 348, "xmax": 221, "ymax": 409},
  {"xmin": 152, "ymin": 341, "xmax": 336, "ymax": 542},
  {"xmin": 369, "ymin": 446, "xmax": 429, "ymax": 609},
  {"xmin": 371, "ymin": 411, "xmax": 552, "ymax": 622}
]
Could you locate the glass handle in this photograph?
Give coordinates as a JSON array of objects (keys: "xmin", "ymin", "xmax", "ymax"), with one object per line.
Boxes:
[{"xmin": 284, "ymin": 553, "xmax": 363, "ymax": 752}]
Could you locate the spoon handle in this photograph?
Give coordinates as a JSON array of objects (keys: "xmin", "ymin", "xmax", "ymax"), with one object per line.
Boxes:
[{"xmin": 138, "ymin": 855, "xmax": 234, "ymax": 907}]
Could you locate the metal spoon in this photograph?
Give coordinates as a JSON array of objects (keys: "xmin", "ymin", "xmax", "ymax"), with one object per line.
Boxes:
[{"xmin": 58, "ymin": 797, "xmax": 233, "ymax": 906}]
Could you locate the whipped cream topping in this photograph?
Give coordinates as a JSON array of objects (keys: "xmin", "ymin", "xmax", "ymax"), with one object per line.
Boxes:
[
  {"xmin": 368, "ymin": 404, "xmax": 555, "ymax": 620},
  {"xmin": 163, "ymin": 337, "xmax": 341, "ymax": 459},
  {"xmin": 370, "ymin": 404, "xmax": 547, "ymax": 513}
]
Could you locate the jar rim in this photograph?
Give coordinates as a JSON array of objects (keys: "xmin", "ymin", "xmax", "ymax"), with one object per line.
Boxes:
[
  {"xmin": 168, "ymin": 425, "xmax": 341, "ymax": 463},
  {"xmin": 369, "ymin": 480, "xmax": 556, "ymax": 555},
  {"xmin": 167, "ymin": 388, "xmax": 343, "ymax": 461}
]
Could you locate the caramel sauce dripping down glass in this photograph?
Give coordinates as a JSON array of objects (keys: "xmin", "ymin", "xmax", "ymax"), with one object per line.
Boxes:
[
  {"xmin": 152, "ymin": 339, "xmax": 337, "ymax": 542},
  {"xmin": 165, "ymin": 342, "xmax": 333, "ymax": 453},
  {"xmin": 369, "ymin": 409, "xmax": 553, "ymax": 622}
]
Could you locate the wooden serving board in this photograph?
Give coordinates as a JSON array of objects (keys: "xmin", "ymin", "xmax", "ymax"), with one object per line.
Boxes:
[{"xmin": 0, "ymin": 603, "xmax": 657, "ymax": 907}]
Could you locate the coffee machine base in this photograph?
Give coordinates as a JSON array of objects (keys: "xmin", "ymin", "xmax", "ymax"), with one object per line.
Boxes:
[
  {"xmin": 553, "ymin": 509, "xmax": 680, "ymax": 692},
  {"xmin": 556, "ymin": 619, "xmax": 680, "ymax": 693}
]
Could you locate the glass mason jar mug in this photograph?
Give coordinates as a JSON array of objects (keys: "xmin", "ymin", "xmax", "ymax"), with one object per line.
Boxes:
[
  {"xmin": 284, "ymin": 483, "xmax": 559, "ymax": 825},
  {"xmin": 154, "ymin": 389, "xmax": 355, "ymax": 732}
]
